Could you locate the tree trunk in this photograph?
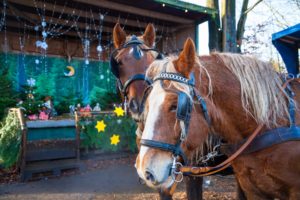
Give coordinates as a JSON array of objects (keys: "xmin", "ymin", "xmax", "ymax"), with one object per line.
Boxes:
[
  {"xmin": 236, "ymin": 0, "xmax": 249, "ymax": 53},
  {"xmin": 207, "ymin": 0, "xmax": 222, "ymax": 52},
  {"xmin": 222, "ymin": 0, "xmax": 237, "ymax": 52}
]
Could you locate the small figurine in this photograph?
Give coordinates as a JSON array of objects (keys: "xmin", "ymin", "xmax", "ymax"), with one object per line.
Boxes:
[
  {"xmin": 93, "ymin": 103, "xmax": 101, "ymax": 112},
  {"xmin": 84, "ymin": 104, "xmax": 92, "ymax": 112},
  {"xmin": 16, "ymin": 99, "xmax": 26, "ymax": 111},
  {"xmin": 76, "ymin": 103, "xmax": 81, "ymax": 111},
  {"xmin": 39, "ymin": 107, "xmax": 49, "ymax": 120},
  {"xmin": 69, "ymin": 105, "xmax": 75, "ymax": 115}
]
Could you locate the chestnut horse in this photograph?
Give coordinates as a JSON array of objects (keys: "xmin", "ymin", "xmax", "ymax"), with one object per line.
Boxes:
[
  {"xmin": 136, "ymin": 38, "xmax": 300, "ymax": 199},
  {"xmin": 111, "ymin": 24, "xmax": 204, "ymax": 200}
]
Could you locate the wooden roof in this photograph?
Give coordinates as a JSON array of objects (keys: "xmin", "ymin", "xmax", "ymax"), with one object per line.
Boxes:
[{"xmin": 4, "ymin": 0, "xmax": 216, "ymax": 45}]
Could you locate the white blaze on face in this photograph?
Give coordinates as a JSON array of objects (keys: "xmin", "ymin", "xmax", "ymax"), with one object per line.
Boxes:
[{"xmin": 136, "ymin": 83, "xmax": 166, "ymax": 180}]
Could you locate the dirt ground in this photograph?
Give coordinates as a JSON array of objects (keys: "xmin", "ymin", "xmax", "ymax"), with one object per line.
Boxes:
[{"xmin": 0, "ymin": 154, "xmax": 237, "ymax": 200}]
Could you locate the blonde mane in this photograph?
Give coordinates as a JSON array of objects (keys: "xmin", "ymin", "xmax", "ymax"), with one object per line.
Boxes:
[
  {"xmin": 215, "ymin": 53, "xmax": 290, "ymax": 127},
  {"xmin": 147, "ymin": 52, "xmax": 290, "ymax": 128}
]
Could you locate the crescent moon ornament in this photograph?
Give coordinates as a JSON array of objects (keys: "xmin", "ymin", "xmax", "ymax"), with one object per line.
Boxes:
[{"xmin": 64, "ymin": 66, "xmax": 75, "ymax": 77}]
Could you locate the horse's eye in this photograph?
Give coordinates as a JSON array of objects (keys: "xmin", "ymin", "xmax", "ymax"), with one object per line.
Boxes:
[
  {"xmin": 169, "ymin": 104, "xmax": 177, "ymax": 112},
  {"xmin": 118, "ymin": 61, "xmax": 123, "ymax": 66}
]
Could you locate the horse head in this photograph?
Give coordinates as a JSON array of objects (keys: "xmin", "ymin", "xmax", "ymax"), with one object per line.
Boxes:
[
  {"xmin": 136, "ymin": 37, "xmax": 292, "ymax": 196},
  {"xmin": 111, "ymin": 23, "xmax": 159, "ymax": 122}
]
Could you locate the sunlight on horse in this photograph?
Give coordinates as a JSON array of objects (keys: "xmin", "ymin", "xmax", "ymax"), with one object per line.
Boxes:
[{"xmin": 136, "ymin": 38, "xmax": 300, "ymax": 199}]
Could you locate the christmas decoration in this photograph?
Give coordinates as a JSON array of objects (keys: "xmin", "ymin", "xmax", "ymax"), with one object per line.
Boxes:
[
  {"xmin": 110, "ymin": 134, "xmax": 120, "ymax": 146},
  {"xmin": 95, "ymin": 120, "xmax": 106, "ymax": 132},
  {"xmin": 114, "ymin": 106, "xmax": 125, "ymax": 117},
  {"xmin": 0, "ymin": 109, "xmax": 22, "ymax": 168}
]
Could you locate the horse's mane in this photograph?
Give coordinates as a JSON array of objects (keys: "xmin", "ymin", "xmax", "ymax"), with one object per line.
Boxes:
[
  {"xmin": 215, "ymin": 53, "xmax": 289, "ymax": 128},
  {"xmin": 147, "ymin": 53, "xmax": 290, "ymax": 128}
]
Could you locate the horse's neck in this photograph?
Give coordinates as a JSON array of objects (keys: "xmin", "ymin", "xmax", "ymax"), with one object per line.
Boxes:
[{"xmin": 196, "ymin": 55, "xmax": 259, "ymax": 144}]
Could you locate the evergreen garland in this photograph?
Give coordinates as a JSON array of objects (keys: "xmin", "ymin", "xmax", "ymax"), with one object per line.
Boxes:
[
  {"xmin": 0, "ymin": 69, "xmax": 16, "ymax": 120},
  {"xmin": 80, "ymin": 114, "xmax": 137, "ymax": 152},
  {"xmin": 0, "ymin": 109, "xmax": 22, "ymax": 169}
]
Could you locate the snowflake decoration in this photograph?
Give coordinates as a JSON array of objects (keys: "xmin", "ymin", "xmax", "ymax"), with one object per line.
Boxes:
[{"xmin": 27, "ymin": 78, "xmax": 36, "ymax": 87}]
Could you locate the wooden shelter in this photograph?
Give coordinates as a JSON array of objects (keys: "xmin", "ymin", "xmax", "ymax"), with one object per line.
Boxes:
[{"xmin": 1, "ymin": 0, "xmax": 217, "ymax": 60}]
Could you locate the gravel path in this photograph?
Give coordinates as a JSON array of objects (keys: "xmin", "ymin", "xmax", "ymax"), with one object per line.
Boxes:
[{"xmin": 0, "ymin": 155, "xmax": 237, "ymax": 200}]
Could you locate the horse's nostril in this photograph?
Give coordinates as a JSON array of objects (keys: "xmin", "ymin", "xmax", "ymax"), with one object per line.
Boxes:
[
  {"xmin": 129, "ymin": 98, "xmax": 139, "ymax": 113},
  {"xmin": 145, "ymin": 170, "xmax": 157, "ymax": 184}
]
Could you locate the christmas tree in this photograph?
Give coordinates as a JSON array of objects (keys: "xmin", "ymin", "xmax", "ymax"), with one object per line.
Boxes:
[{"xmin": 0, "ymin": 69, "xmax": 16, "ymax": 120}]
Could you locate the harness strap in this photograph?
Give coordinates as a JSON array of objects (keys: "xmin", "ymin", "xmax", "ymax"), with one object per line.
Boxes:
[
  {"xmin": 140, "ymin": 139, "xmax": 188, "ymax": 164},
  {"xmin": 122, "ymin": 74, "xmax": 153, "ymax": 95},
  {"xmin": 221, "ymin": 126, "xmax": 300, "ymax": 155}
]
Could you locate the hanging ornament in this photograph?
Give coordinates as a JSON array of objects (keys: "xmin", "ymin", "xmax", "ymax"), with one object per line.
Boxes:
[
  {"xmin": 84, "ymin": 39, "xmax": 90, "ymax": 46},
  {"xmin": 35, "ymin": 40, "xmax": 42, "ymax": 47},
  {"xmin": 27, "ymin": 78, "xmax": 36, "ymax": 87},
  {"xmin": 100, "ymin": 75, "xmax": 104, "ymax": 79},
  {"xmin": 34, "ymin": 26, "xmax": 39, "ymax": 31},
  {"xmin": 42, "ymin": 31, "xmax": 48, "ymax": 38},
  {"xmin": 35, "ymin": 59, "xmax": 40, "ymax": 64},
  {"xmin": 100, "ymin": 14, "xmax": 104, "ymax": 20},
  {"xmin": 64, "ymin": 66, "xmax": 75, "ymax": 77},
  {"xmin": 85, "ymin": 60, "xmax": 89, "ymax": 65},
  {"xmin": 41, "ymin": 42, "xmax": 48, "ymax": 50},
  {"xmin": 41, "ymin": 21, "xmax": 47, "ymax": 27},
  {"xmin": 117, "ymin": 119, "xmax": 122, "ymax": 124},
  {"xmin": 96, "ymin": 45, "xmax": 103, "ymax": 52}
]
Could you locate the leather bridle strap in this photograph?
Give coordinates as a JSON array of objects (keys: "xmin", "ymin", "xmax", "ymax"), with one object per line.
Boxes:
[
  {"xmin": 140, "ymin": 139, "xmax": 188, "ymax": 163},
  {"xmin": 121, "ymin": 74, "xmax": 153, "ymax": 96}
]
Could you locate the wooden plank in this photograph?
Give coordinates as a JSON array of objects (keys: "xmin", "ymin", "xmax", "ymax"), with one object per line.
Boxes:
[
  {"xmin": 7, "ymin": 0, "xmax": 169, "ymax": 31},
  {"xmin": 73, "ymin": 0, "xmax": 193, "ymax": 24},
  {"xmin": 26, "ymin": 119, "xmax": 76, "ymax": 128}
]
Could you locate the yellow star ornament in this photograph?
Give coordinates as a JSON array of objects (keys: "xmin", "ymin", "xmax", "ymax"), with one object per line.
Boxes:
[
  {"xmin": 114, "ymin": 106, "xmax": 125, "ymax": 117},
  {"xmin": 95, "ymin": 120, "xmax": 106, "ymax": 132},
  {"xmin": 110, "ymin": 134, "xmax": 120, "ymax": 146}
]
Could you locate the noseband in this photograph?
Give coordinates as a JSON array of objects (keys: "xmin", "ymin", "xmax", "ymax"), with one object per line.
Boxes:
[
  {"xmin": 140, "ymin": 71, "xmax": 210, "ymax": 164},
  {"xmin": 110, "ymin": 35, "xmax": 164, "ymax": 104}
]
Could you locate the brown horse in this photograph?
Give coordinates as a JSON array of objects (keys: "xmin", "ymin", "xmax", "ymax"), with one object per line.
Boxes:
[
  {"xmin": 136, "ymin": 38, "xmax": 300, "ymax": 199},
  {"xmin": 112, "ymin": 25, "xmax": 204, "ymax": 199}
]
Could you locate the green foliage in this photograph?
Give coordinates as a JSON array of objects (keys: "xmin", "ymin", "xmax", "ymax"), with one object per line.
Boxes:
[
  {"xmin": 0, "ymin": 53, "xmax": 118, "ymax": 113},
  {"xmin": 90, "ymin": 87, "xmax": 121, "ymax": 110},
  {"xmin": 0, "ymin": 110, "xmax": 22, "ymax": 169},
  {"xmin": 79, "ymin": 114, "xmax": 137, "ymax": 153},
  {"xmin": 0, "ymin": 69, "xmax": 17, "ymax": 120}
]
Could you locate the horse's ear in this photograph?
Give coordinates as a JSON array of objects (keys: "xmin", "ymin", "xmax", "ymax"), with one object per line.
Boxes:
[
  {"xmin": 143, "ymin": 23, "xmax": 156, "ymax": 47},
  {"xmin": 113, "ymin": 23, "xmax": 126, "ymax": 48},
  {"xmin": 173, "ymin": 38, "xmax": 196, "ymax": 77}
]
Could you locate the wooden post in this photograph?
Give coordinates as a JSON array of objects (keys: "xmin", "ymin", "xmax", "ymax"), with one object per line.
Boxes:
[
  {"xmin": 74, "ymin": 111, "xmax": 80, "ymax": 161},
  {"xmin": 11, "ymin": 108, "xmax": 27, "ymax": 181},
  {"xmin": 221, "ymin": 0, "xmax": 237, "ymax": 52},
  {"xmin": 207, "ymin": 0, "xmax": 222, "ymax": 52}
]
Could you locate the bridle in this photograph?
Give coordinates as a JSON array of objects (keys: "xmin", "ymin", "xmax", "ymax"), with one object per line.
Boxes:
[
  {"xmin": 109, "ymin": 35, "xmax": 163, "ymax": 112},
  {"xmin": 140, "ymin": 70, "xmax": 211, "ymax": 174}
]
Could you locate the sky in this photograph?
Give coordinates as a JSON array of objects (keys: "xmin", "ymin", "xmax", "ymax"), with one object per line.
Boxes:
[{"xmin": 182, "ymin": 0, "xmax": 300, "ymax": 62}]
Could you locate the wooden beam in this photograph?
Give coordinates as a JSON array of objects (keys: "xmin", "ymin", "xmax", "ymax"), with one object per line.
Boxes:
[
  {"xmin": 7, "ymin": 0, "xmax": 170, "ymax": 32},
  {"xmin": 73, "ymin": 0, "xmax": 193, "ymax": 24}
]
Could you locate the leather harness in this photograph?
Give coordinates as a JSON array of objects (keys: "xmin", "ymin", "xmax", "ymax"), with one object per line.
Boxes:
[{"xmin": 140, "ymin": 70, "xmax": 300, "ymax": 177}]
